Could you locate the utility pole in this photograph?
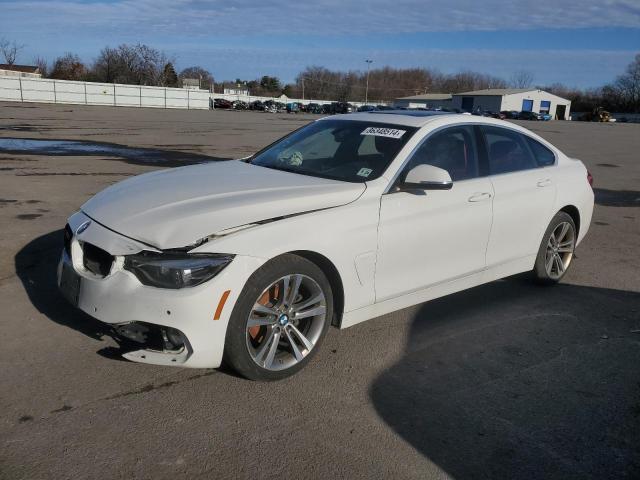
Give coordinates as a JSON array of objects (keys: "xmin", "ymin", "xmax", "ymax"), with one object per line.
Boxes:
[{"xmin": 365, "ymin": 59, "xmax": 373, "ymax": 105}]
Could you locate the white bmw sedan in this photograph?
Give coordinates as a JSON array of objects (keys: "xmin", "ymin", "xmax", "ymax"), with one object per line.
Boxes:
[{"xmin": 59, "ymin": 112, "xmax": 594, "ymax": 380}]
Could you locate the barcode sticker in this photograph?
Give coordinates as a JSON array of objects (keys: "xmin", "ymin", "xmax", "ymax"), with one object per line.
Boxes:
[{"xmin": 361, "ymin": 127, "xmax": 406, "ymax": 139}]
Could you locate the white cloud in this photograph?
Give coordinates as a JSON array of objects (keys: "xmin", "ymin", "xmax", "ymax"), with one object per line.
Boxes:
[{"xmin": 2, "ymin": 0, "xmax": 639, "ymax": 36}]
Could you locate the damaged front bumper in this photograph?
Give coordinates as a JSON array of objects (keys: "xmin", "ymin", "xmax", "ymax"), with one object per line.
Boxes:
[{"xmin": 57, "ymin": 211, "xmax": 265, "ymax": 368}]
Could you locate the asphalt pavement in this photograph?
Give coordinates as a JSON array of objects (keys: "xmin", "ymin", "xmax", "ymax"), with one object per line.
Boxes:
[{"xmin": 0, "ymin": 103, "xmax": 638, "ymax": 479}]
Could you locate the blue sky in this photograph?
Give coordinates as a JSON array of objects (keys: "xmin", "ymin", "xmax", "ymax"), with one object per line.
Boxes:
[{"xmin": 1, "ymin": 0, "xmax": 639, "ymax": 88}]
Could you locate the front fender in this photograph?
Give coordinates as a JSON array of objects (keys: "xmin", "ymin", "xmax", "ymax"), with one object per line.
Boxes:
[{"xmin": 190, "ymin": 196, "xmax": 380, "ymax": 314}]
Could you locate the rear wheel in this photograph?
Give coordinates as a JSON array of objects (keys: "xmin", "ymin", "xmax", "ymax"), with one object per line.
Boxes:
[
  {"xmin": 533, "ymin": 212, "xmax": 576, "ymax": 284},
  {"xmin": 224, "ymin": 254, "xmax": 333, "ymax": 381}
]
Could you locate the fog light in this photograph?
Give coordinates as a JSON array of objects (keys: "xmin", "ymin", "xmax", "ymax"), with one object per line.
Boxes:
[
  {"xmin": 162, "ymin": 327, "xmax": 186, "ymax": 352},
  {"xmin": 115, "ymin": 322, "xmax": 150, "ymax": 343}
]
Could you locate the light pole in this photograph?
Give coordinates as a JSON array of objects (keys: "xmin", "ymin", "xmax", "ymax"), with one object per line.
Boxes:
[{"xmin": 365, "ymin": 59, "xmax": 373, "ymax": 105}]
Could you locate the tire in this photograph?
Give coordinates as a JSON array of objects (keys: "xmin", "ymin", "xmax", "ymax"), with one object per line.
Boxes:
[
  {"xmin": 223, "ymin": 254, "xmax": 333, "ymax": 381},
  {"xmin": 533, "ymin": 211, "xmax": 577, "ymax": 284}
]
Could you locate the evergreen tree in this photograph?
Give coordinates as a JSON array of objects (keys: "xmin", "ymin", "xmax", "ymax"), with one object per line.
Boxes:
[{"xmin": 162, "ymin": 62, "xmax": 179, "ymax": 87}]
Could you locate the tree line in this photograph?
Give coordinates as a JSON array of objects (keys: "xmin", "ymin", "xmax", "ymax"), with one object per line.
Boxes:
[{"xmin": 1, "ymin": 38, "xmax": 638, "ymax": 112}]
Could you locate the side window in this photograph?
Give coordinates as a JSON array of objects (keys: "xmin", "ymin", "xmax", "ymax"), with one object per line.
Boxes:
[
  {"xmin": 482, "ymin": 126, "xmax": 538, "ymax": 175},
  {"xmin": 526, "ymin": 137, "xmax": 556, "ymax": 167},
  {"xmin": 403, "ymin": 126, "xmax": 479, "ymax": 182}
]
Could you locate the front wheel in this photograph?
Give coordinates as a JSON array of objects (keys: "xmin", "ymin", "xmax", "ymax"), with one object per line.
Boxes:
[
  {"xmin": 533, "ymin": 212, "xmax": 576, "ymax": 284},
  {"xmin": 224, "ymin": 254, "xmax": 333, "ymax": 381}
]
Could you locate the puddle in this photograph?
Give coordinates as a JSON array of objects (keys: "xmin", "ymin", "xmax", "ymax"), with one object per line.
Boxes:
[{"xmin": 0, "ymin": 138, "xmax": 225, "ymax": 167}]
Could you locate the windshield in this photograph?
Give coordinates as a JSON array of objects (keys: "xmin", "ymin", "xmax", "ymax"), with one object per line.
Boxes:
[{"xmin": 249, "ymin": 119, "xmax": 417, "ymax": 182}]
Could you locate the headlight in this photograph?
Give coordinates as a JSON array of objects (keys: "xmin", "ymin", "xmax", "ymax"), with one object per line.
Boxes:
[{"xmin": 123, "ymin": 252, "xmax": 234, "ymax": 289}]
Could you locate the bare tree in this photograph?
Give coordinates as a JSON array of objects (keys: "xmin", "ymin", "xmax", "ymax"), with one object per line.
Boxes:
[
  {"xmin": 612, "ymin": 53, "xmax": 640, "ymax": 111},
  {"xmin": 0, "ymin": 38, "xmax": 24, "ymax": 65},
  {"xmin": 179, "ymin": 66, "xmax": 214, "ymax": 90},
  {"xmin": 91, "ymin": 44, "xmax": 172, "ymax": 85},
  {"xmin": 50, "ymin": 53, "xmax": 88, "ymax": 81},
  {"xmin": 91, "ymin": 46, "xmax": 119, "ymax": 83},
  {"xmin": 33, "ymin": 56, "xmax": 48, "ymax": 77},
  {"xmin": 510, "ymin": 70, "xmax": 534, "ymax": 89}
]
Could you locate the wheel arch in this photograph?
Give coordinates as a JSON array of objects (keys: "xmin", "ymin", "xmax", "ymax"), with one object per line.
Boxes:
[
  {"xmin": 288, "ymin": 250, "xmax": 345, "ymax": 328},
  {"xmin": 559, "ymin": 204, "xmax": 581, "ymax": 237}
]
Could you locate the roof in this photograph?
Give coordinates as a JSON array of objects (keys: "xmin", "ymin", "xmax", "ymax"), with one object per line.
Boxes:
[
  {"xmin": 0, "ymin": 64, "xmax": 40, "ymax": 74},
  {"xmin": 320, "ymin": 111, "xmax": 460, "ymax": 127},
  {"xmin": 395, "ymin": 93, "xmax": 452, "ymax": 101},
  {"xmin": 370, "ymin": 110, "xmax": 453, "ymax": 118},
  {"xmin": 453, "ymin": 88, "xmax": 536, "ymax": 96},
  {"xmin": 321, "ymin": 110, "xmax": 546, "ymax": 130}
]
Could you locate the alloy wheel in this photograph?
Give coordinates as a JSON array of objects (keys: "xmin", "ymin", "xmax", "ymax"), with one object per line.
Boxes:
[
  {"xmin": 245, "ymin": 274, "xmax": 327, "ymax": 371},
  {"xmin": 545, "ymin": 221, "xmax": 575, "ymax": 280}
]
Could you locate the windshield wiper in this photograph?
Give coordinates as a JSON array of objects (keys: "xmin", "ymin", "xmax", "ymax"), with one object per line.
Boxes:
[{"xmin": 257, "ymin": 164, "xmax": 303, "ymax": 175}]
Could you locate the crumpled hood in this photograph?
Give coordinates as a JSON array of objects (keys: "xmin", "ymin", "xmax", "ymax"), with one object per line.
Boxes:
[{"xmin": 81, "ymin": 160, "xmax": 365, "ymax": 249}]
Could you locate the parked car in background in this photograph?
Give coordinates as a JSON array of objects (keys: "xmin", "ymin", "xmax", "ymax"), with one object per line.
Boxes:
[
  {"xmin": 333, "ymin": 102, "xmax": 350, "ymax": 114},
  {"xmin": 376, "ymin": 105, "xmax": 394, "ymax": 111},
  {"xmin": 286, "ymin": 102, "xmax": 300, "ymax": 113},
  {"xmin": 59, "ymin": 111, "xmax": 593, "ymax": 380},
  {"xmin": 519, "ymin": 111, "xmax": 542, "ymax": 121},
  {"xmin": 358, "ymin": 105, "xmax": 378, "ymax": 112},
  {"xmin": 249, "ymin": 100, "xmax": 264, "ymax": 111},
  {"xmin": 539, "ymin": 113, "xmax": 552, "ymax": 121},
  {"xmin": 322, "ymin": 103, "xmax": 335, "ymax": 114},
  {"xmin": 501, "ymin": 110, "xmax": 519, "ymax": 119},
  {"xmin": 306, "ymin": 103, "xmax": 324, "ymax": 114},
  {"xmin": 214, "ymin": 98, "xmax": 234, "ymax": 109},
  {"xmin": 233, "ymin": 101, "xmax": 249, "ymax": 110},
  {"xmin": 492, "ymin": 112, "xmax": 507, "ymax": 120},
  {"xmin": 264, "ymin": 102, "xmax": 278, "ymax": 113}
]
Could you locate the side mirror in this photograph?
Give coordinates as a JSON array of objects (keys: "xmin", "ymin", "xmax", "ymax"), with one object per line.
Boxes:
[{"xmin": 402, "ymin": 164, "xmax": 453, "ymax": 190}]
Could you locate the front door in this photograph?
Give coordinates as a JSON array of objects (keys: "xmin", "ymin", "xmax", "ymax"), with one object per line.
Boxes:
[{"xmin": 375, "ymin": 125, "xmax": 493, "ymax": 302}]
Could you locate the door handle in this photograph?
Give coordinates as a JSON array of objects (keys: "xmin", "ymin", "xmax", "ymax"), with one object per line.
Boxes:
[
  {"xmin": 468, "ymin": 192, "xmax": 492, "ymax": 202},
  {"xmin": 537, "ymin": 179, "xmax": 552, "ymax": 187}
]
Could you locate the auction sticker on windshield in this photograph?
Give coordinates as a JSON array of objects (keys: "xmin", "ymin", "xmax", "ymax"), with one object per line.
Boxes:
[{"xmin": 361, "ymin": 127, "xmax": 406, "ymax": 139}]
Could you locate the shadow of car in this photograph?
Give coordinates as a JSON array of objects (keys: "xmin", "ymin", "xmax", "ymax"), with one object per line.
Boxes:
[{"xmin": 370, "ymin": 276, "xmax": 640, "ymax": 479}]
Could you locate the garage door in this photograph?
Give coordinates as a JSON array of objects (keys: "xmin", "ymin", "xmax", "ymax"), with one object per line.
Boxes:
[
  {"xmin": 540, "ymin": 100, "xmax": 551, "ymax": 113},
  {"xmin": 522, "ymin": 99, "xmax": 533, "ymax": 112}
]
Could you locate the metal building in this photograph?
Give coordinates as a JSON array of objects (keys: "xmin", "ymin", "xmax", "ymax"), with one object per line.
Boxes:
[
  {"xmin": 392, "ymin": 93, "xmax": 452, "ymax": 110},
  {"xmin": 451, "ymin": 88, "xmax": 571, "ymax": 119}
]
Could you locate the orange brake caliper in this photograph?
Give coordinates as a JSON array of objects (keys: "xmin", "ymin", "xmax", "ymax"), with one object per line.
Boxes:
[{"xmin": 248, "ymin": 285, "xmax": 278, "ymax": 340}]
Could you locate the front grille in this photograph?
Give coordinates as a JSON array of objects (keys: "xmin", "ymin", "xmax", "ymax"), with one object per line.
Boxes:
[
  {"xmin": 63, "ymin": 224, "xmax": 72, "ymax": 256},
  {"xmin": 82, "ymin": 242, "xmax": 114, "ymax": 277}
]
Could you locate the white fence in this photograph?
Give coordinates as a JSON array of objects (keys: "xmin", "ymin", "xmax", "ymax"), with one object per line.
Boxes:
[{"xmin": 0, "ymin": 76, "xmax": 210, "ymax": 110}]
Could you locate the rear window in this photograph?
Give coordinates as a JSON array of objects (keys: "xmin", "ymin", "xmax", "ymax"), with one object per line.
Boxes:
[
  {"xmin": 526, "ymin": 137, "xmax": 556, "ymax": 166},
  {"xmin": 481, "ymin": 126, "xmax": 538, "ymax": 175}
]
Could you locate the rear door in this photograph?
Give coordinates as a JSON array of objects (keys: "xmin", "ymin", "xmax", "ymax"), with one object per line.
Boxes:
[{"xmin": 480, "ymin": 125, "xmax": 557, "ymax": 267}]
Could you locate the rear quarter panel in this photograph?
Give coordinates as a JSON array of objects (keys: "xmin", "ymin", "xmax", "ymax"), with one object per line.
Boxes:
[{"xmin": 552, "ymin": 156, "xmax": 594, "ymax": 245}]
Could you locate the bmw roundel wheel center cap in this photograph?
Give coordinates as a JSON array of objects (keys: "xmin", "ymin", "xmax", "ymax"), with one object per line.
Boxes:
[{"xmin": 277, "ymin": 314, "xmax": 289, "ymax": 326}]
